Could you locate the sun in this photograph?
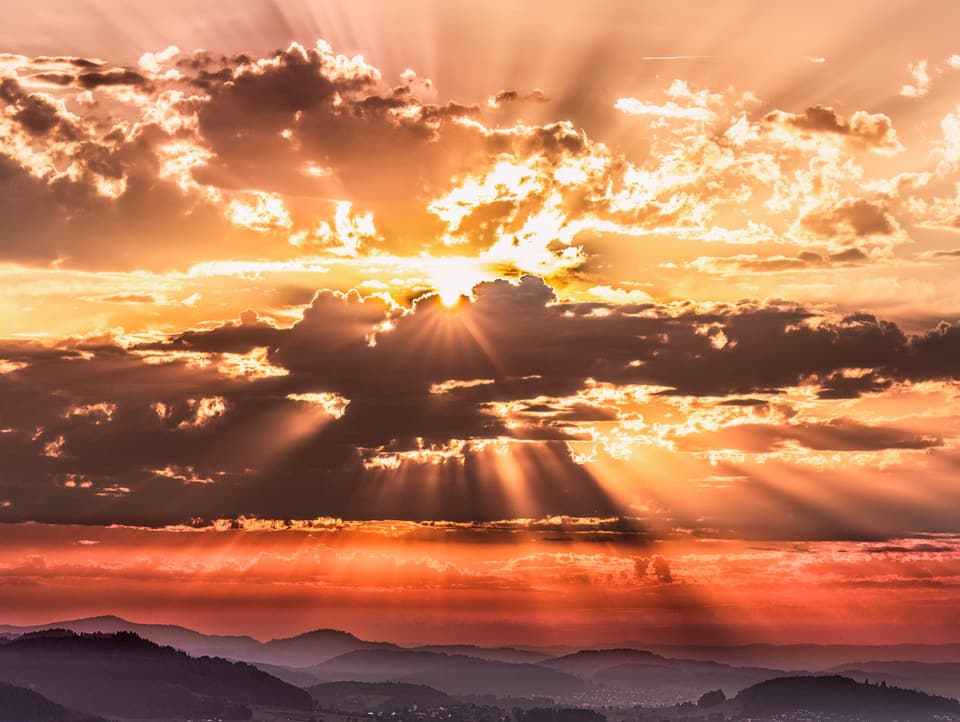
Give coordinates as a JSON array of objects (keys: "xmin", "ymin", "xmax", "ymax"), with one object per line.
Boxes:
[
  {"xmin": 427, "ymin": 257, "xmax": 488, "ymax": 307},
  {"xmin": 435, "ymin": 282, "xmax": 468, "ymax": 307}
]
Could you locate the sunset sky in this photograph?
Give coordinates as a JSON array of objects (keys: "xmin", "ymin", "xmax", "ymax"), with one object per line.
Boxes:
[{"xmin": 3, "ymin": 0, "xmax": 960, "ymax": 646}]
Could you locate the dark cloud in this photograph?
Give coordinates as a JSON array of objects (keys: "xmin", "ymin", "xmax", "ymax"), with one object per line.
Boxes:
[
  {"xmin": 489, "ymin": 89, "xmax": 550, "ymax": 107},
  {"xmin": 866, "ymin": 543, "xmax": 957, "ymax": 554},
  {"xmin": 139, "ymin": 275, "xmax": 960, "ymax": 414},
  {"xmin": 813, "ymin": 370, "xmax": 893, "ymax": 399},
  {"xmin": 0, "ymin": 77, "xmax": 80, "ymax": 140},
  {"xmin": 719, "ymin": 398, "xmax": 769, "ymax": 406},
  {"xmin": 1, "ymin": 277, "xmax": 959, "ymax": 528},
  {"xmin": 16, "ymin": 62, "xmax": 150, "ymax": 90},
  {"xmin": 31, "ymin": 72, "xmax": 74, "ymax": 86},
  {"xmin": 31, "ymin": 56, "xmax": 103, "ymax": 69},
  {"xmin": 676, "ymin": 419, "xmax": 942, "ymax": 453},
  {"xmin": 189, "ymin": 42, "xmax": 483, "ymax": 210},
  {"xmin": 691, "ymin": 248, "xmax": 871, "ymax": 275},
  {"xmin": 76, "ymin": 68, "xmax": 149, "ymax": 89},
  {"xmin": 921, "ymin": 248, "xmax": 960, "ymax": 260}
]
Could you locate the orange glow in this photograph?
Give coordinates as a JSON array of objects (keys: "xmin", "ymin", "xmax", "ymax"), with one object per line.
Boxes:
[{"xmin": 1, "ymin": 1, "xmax": 960, "ymax": 650}]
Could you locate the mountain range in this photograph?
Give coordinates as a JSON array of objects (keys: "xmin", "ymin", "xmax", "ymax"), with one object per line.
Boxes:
[
  {"xmin": 3, "ymin": 616, "xmax": 960, "ymax": 719},
  {"xmin": 8, "ymin": 615, "xmax": 960, "ymax": 672}
]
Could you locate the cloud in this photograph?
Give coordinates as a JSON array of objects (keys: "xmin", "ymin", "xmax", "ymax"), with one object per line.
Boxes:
[
  {"xmin": 896, "ymin": 53, "xmax": 960, "ymax": 101},
  {"xmin": 615, "ymin": 80, "xmax": 729, "ymax": 124},
  {"xmin": 487, "ymin": 89, "xmax": 549, "ymax": 108},
  {"xmin": 0, "ymin": 276, "xmax": 960, "ymax": 529},
  {"xmin": 0, "ymin": 77, "xmax": 81, "ymax": 140},
  {"xmin": 0, "ymin": 41, "xmax": 673, "ymax": 282},
  {"xmin": 676, "ymin": 418, "xmax": 943, "ymax": 454},
  {"xmin": 75, "ymin": 67, "xmax": 149, "ymax": 89},
  {"xmin": 615, "ymin": 97, "xmax": 714, "ymax": 122},
  {"xmin": 0, "ymin": 43, "xmax": 484, "ymax": 269},
  {"xmin": 4, "ymin": 37, "xmax": 960, "ymax": 543},
  {"xmin": 900, "ymin": 59, "xmax": 932, "ymax": 98},
  {"xmin": 687, "ymin": 249, "xmax": 870, "ymax": 275},
  {"xmin": 0, "ymin": 40, "xmax": 928, "ymax": 299},
  {"xmin": 811, "ymin": 370, "xmax": 893, "ymax": 399},
  {"xmin": 763, "ymin": 105, "xmax": 901, "ymax": 153},
  {"xmin": 801, "ymin": 199, "xmax": 897, "ymax": 237},
  {"xmin": 920, "ymin": 248, "xmax": 960, "ymax": 260},
  {"xmin": 791, "ymin": 197, "xmax": 905, "ymax": 255}
]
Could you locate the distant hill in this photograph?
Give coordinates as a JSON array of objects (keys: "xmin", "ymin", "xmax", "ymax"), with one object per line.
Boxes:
[
  {"xmin": 0, "ymin": 680, "xmax": 106, "ymax": 722},
  {"xmin": 0, "ymin": 630, "xmax": 313, "ymax": 719},
  {"xmin": 308, "ymin": 680, "xmax": 457, "ymax": 712},
  {"xmin": 649, "ymin": 642, "xmax": 960, "ymax": 670},
  {"xmin": 252, "ymin": 628, "xmax": 401, "ymax": 667},
  {"xmin": 541, "ymin": 649, "xmax": 669, "ymax": 677},
  {"xmin": 306, "ymin": 649, "xmax": 586, "ymax": 699},
  {"xmin": 736, "ymin": 675, "xmax": 960, "ymax": 721},
  {"xmin": 830, "ymin": 661, "xmax": 960, "ymax": 701},
  {"xmin": 415, "ymin": 644, "xmax": 549, "ymax": 664},
  {"xmin": 249, "ymin": 661, "xmax": 321, "ymax": 687},
  {"xmin": 541, "ymin": 648, "xmax": 784, "ymax": 701}
]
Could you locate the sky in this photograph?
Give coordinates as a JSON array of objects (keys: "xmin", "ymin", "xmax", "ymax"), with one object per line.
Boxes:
[{"xmin": 2, "ymin": 0, "xmax": 960, "ymax": 645}]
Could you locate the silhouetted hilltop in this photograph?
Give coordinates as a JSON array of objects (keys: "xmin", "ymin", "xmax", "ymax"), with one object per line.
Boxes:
[
  {"xmin": 255, "ymin": 627, "xmax": 401, "ymax": 666},
  {"xmin": 0, "ymin": 630, "xmax": 312, "ymax": 719},
  {"xmin": 0, "ymin": 680, "xmax": 106, "ymax": 722},
  {"xmin": 0, "ymin": 615, "xmax": 263, "ymax": 660},
  {"xmin": 541, "ymin": 648, "xmax": 784, "ymax": 703},
  {"xmin": 308, "ymin": 680, "xmax": 457, "ymax": 712},
  {"xmin": 541, "ymin": 649, "xmax": 668, "ymax": 677},
  {"xmin": 830, "ymin": 660, "xmax": 960, "ymax": 700},
  {"xmin": 308, "ymin": 648, "xmax": 586, "ymax": 698},
  {"xmin": 736, "ymin": 675, "xmax": 960, "ymax": 721}
]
